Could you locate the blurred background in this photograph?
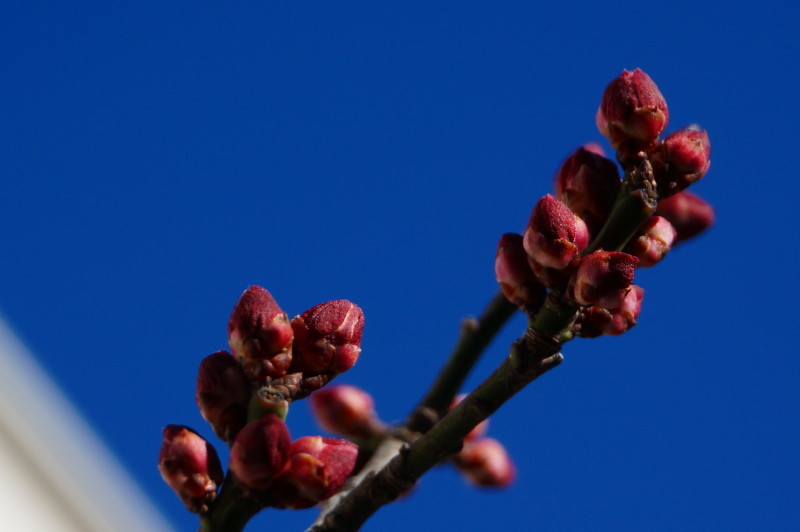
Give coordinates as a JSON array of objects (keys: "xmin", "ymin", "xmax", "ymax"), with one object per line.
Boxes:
[{"xmin": 1, "ymin": 2, "xmax": 797, "ymax": 531}]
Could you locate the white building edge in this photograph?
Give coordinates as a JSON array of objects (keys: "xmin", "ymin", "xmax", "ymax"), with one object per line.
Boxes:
[{"xmin": 0, "ymin": 316, "xmax": 174, "ymax": 532}]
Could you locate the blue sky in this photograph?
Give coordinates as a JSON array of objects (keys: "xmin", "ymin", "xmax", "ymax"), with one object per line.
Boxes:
[{"xmin": 1, "ymin": 2, "xmax": 797, "ymax": 531}]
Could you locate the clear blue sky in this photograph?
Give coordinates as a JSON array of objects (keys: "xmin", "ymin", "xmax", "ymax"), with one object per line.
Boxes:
[{"xmin": 1, "ymin": 2, "xmax": 797, "ymax": 531}]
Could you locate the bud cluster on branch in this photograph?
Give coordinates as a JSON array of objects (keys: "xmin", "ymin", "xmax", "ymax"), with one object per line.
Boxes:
[{"xmin": 160, "ymin": 68, "xmax": 714, "ymax": 532}]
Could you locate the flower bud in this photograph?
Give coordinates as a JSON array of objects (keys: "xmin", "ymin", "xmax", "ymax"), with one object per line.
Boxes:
[
  {"xmin": 270, "ymin": 436, "xmax": 359, "ymax": 509},
  {"xmin": 655, "ymin": 128, "xmax": 711, "ymax": 196},
  {"xmin": 451, "ymin": 394, "xmax": 489, "ymax": 441},
  {"xmin": 196, "ymin": 350, "xmax": 251, "ymax": 442},
  {"xmin": 495, "ymin": 233, "xmax": 547, "ymax": 312},
  {"xmin": 576, "ymin": 285, "xmax": 644, "ymax": 337},
  {"xmin": 655, "ymin": 191, "xmax": 715, "ymax": 242},
  {"xmin": 523, "ymin": 195, "xmax": 589, "ymax": 272},
  {"xmin": 291, "ymin": 300, "xmax": 364, "ymax": 375},
  {"xmin": 553, "ymin": 146, "xmax": 621, "ymax": 233},
  {"xmin": 570, "ymin": 250, "xmax": 638, "ymax": 309},
  {"xmin": 229, "ymin": 414, "xmax": 291, "ymax": 490},
  {"xmin": 310, "ymin": 384, "xmax": 382, "ymax": 439},
  {"xmin": 228, "ymin": 286, "xmax": 293, "ymax": 380},
  {"xmin": 596, "ymin": 69, "xmax": 668, "ymax": 153},
  {"xmin": 158, "ymin": 425, "xmax": 223, "ymax": 513},
  {"xmin": 624, "ymin": 216, "xmax": 677, "ymax": 267},
  {"xmin": 454, "ymin": 437, "xmax": 516, "ymax": 488}
]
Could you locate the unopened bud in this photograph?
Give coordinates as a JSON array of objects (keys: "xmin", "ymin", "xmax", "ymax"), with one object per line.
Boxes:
[
  {"xmin": 655, "ymin": 128, "xmax": 711, "ymax": 196},
  {"xmin": 576, "ymin": 285, "xmax": 644, "ymax": 337},
  {"xmin": 158, "ymin": 425, "xmax": 223, "ymax": 513},
  {"xmin": 495, "ymin": 233, "xmax": 547, "ymax": 312},
  {"xmin": 229, "ymin": 414, "xmax": 291, "ymax": 490},
  {"xmin": 228, "ymin": 286, "xmax": 293, "ymax": 380},
  {"xmin": 554, "ymin": 146, "xmax": 621, "ymax": 233},
  {"xmin": 196, "ymin": 351, "xmax": 251, "ymax": 442},
  {"xmin": 596, "ymin": 68, "xmax": 669, "ymax": 154},
  {"xmin": 571, "ymin": 250, "xmax": 638, "ymax": 309},
  {"xmin": 624, "ymin": 216, "xmax": 677, "ymax": 267},
  {"xmin": 291, "ymin": 300, "xmax": 364, "ymax": 375},
  {"xmin": 455, "ymin": 437, "xmax": 516, "ymax": 488},
  {"xmin": 523, "ymin": 195, "xmax": 589, "ymax": 273},
  {"xmin": 310, "ymin": 384, "xmax": 382, "ymax": 439},
  {"xmin": 655, "ymin": 191, "xmax": 715, "ymax": 242},
  {"xmin": 270, "ymin": 436, "xmax": 359, "ymax": 509}
]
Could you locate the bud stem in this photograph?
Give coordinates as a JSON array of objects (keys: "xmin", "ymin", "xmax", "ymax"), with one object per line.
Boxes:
[
  {"xmin": 199, "ymin": 473, "xmax": 261, "ymax": 532},
  {"xmin": 405, "ymin": 291, "xmax": 517, "ymax": 433},
  {"xmin": 584, "ymin": 153, "xmax": 657, "ymax": 254}
]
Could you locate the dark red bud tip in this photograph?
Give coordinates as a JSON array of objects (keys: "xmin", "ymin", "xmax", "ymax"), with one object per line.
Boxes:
[
  {"xmin": 523, "ymin": 194, "xmax": 589, "ymax": 272},
  {"xmin": 269, "ymin": 436, "xmax": 359, "ymax": 509},
  {"xmin": 455, "ymin": 437, "xmax": 516, "ymax": 488},
  {"xmin": 571, "ymin": 250, "xmax": 638, "ymax": 309},
  {"xmin": 228, "ymin": 285, "xmax": 294, "ymax": 381},
  {"xmin": 229, "ymin": 415, "xmax": 292, "ymax": 491},
  {"xmin": 655, "ymin": 191, "xmax": 715, "ymax": 242},
  {"xmin": 597, "ymin": 68, "xmax": 669, "ymax": 152},
  {"xmin": 495, "ymin": 233, "xmax": 546, "ymax": 311},
  {"xmin": 554, "ymin": 146, "xmax": 621, "ymax": 233},
  {"xmin": 291, "ymin": 300, "xmax": 364, "ymax": 375},
  {"xmin": 196, "ymin": 351, "xmax": 251, "ymax": 442},
  {"xmin": 158, "ymin": 425, "xmax": 224, "ymax": 513},
  {"xmin": 656, "ymin": 128, "xmax": 711, "ymax": 196}
]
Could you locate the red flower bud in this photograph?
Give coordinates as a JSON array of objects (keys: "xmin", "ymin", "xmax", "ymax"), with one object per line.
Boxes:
[
  {"xmin": 310, "ymin": 384, "xmax": 382, "ymax": 439},
  {"xmin": 596, "ymin": 69, "xmax": 669, "ymax": 153},
  {"xmin": 455, "ymin": 437, "xmax": 516, "ymax": 488},
  {"xmin": 624, "ymin": 216, "xmax": 677, "ymax": 268},
  {"xmin": 576, "ymin": 285, "xmax": 644, "ymax": 337},
  {"xmin": 523, "ymin": 195, "xmax": 589, "ymax": 272},
  {"xmin": 655, "ymin": 191, "xmax": 715, "ymax": 242},
  {"xmin": 655, "ymin": 128, "xmax": 711, "ymax": 196},
  {"xmin": 571, "ymin": 250, "xmax": 638, "ymax": 309},
  {"xmin": 495, "ymin": 233, "xmax": 547, "ymax": 312},
  {"xmin": 451, "ymin": 394, "xmax": 489, "ymax": 441},
  {"xmin": 270, "ymin": 436, "xmax": 359, "ymax": 509},
  {"xmin": 158, "ymin": 425, "xmax": 224, "ymax": 513},
  {"xmin": 291, "ymin": 300, "xmax": 364, "ymax": 375},
  {"xmin": 229, "ymin": 414, "xmax": 292, "ymax": 490},
  {"xmin": 196, "ymin": 351, "xmax": 251, "ymax": 442},
  {"xmin": 228, "ymin": 286, "xmax": 293, "ymax": 380},
  {"xmin": 553, "ymin": 146, "xmax": 621, "ymax": 233}
]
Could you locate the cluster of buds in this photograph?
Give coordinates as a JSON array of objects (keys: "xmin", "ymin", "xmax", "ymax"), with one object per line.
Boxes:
[
  {"xmin": 159, "ymin": 285, "xmax": 364, "ymax": 515},
  {"xmin": 496, "ymin": 68, "xmax": 714, "ymax": 337},
  {"xmin": 450, "ymin": 395, "xmax": 516, "ymax": 488}
]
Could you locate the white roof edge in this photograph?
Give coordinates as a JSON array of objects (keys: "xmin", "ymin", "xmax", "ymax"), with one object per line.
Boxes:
[{"xmin": 0, "ymin": 315, "xmax": 175, "ymax": 532}]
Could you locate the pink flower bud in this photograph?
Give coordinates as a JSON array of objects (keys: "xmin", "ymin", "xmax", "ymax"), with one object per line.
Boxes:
[
  {"xmin": 570, "ymin": 250, "xmax": 638, "ymax": 309},
  {"xmin": 655, "ymin": 128, "xmax": 711, "ymax": 196},
  {"xmin": 196, "ymin": 350, "xmax": 251, "ymax": 442},
  {"xmin": 455, "ymin": 437, "xmax": 516, "ymax": 488},
  {"xmin": 158, "ymin": 425, "xmax": 223, "ymax": 513},
  {"xmin": 596, "ymin": 69, "xmax": 669, "ymax": 153},
  {"xmin": 576, "ymin": 285, "xmax": 644, "ymax": 337},
  {"xmin": 451, "ymin": 394, "xmax": 489, "ymax": 441},
  {"xmin": 291, "ymin": 300, "xmax": 364, "ymax": 375},
  {"xmin": 310, "ymin": 384, "xmax": 381, "ymax": 439},
  {"xmin": 523, "ymin": 194, "xmax": 589, "ymax": 272},
  {"xmin": 655, "ymin": 191, "xmax": 715, "ymax": 242},
  {"xmin": 553, "ymin": 146, "xmax": 621, "ymax": 233},
  {"xmin": 228, "ymin": 286, "xmax": 293, "ymax": 380},
  {"xmin": 495, "ymin": 233, "xmax": 547, "ymax": 312},
  {"xmin": 229, "ymin": 414, "xmax": 291, "ymax": 490},
  {"xmin": 270, "ymin": 436, "xmax": 359, "ymax": 509},
  {"xmin": 624, "ymin": 216, "xmax": 677, "ymax": 268}
]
